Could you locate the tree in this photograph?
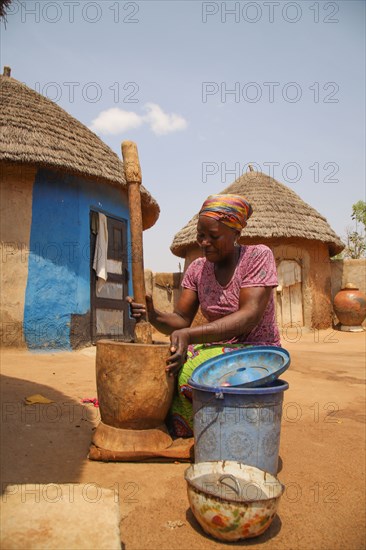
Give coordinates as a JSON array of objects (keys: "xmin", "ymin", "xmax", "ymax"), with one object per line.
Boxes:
[
  {"xmin": 342, "ymin": 201, "xmax": 366, "ymax": 259},
  {"xmin": 352, "ymin": 200, "xmax": 366, "ymax": 228}
]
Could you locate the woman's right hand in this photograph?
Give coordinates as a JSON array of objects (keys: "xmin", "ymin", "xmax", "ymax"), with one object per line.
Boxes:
[
  {"xmin": 126, "ymin": 296, "xmax": 152, "ymax": 319},
  {"xmin": 165, "ymin": 328, "xmax": 191, "ymax": 376}
]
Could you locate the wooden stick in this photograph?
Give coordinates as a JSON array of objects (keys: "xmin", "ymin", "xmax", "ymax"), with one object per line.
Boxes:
[{"xmin": 122, "ymin": 141, "xmax": 153, "ymax": 344}]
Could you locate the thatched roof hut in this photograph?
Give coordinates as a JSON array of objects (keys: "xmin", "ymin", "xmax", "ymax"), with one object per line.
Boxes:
[
  {"xmin": 0, "ymin": 70, "xmax": 159, "ymax": 229},
  {"xmin": 0, "ymin": 68, "xmax": 159, "ymax": 350},
  {"xmin": 171, "ymin": 171, "xmax": 344, "ymax": 330},
  {"xmin": 171, "ymin": 171, "xmax": 343, "ymax": 258}
]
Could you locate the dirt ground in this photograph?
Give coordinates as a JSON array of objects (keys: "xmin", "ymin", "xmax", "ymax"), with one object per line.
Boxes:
[{"xmin": 1, "ymin": 328, "xmax": 365, "ymax": 550}]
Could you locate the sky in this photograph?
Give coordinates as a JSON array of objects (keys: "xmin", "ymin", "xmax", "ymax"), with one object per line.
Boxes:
[{"xmin": 1, "ymin": 0, "xmax": 365, "ymax": 272}]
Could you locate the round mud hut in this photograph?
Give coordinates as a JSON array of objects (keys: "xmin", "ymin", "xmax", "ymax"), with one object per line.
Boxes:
[
  {"xmin": 171, "ymin": 171, "xmax": 344, "ymax": 329},
  {"xmin": 0, "ymin": 68, "xmax": 159, "ymax": 350}
]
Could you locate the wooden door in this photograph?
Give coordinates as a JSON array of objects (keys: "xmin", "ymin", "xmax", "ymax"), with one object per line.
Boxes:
[
  {"xmin": 276, "ymin": 260, "xmax": 304, "ymax": 327},
  {"xmin": 90, "ymin": 211, "xmax": 134, "ymax": 343}
]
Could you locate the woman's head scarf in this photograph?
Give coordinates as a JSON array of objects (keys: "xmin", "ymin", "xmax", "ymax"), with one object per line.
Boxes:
[{"xmin": 199, "ymin": 194, "xmax": 253, "ymax": 231}]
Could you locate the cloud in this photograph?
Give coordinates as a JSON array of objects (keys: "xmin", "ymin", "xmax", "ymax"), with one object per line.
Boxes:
[
  {"xmin": 89, "ymin": 108, "xmax": 143, "ymax": 135},
  {"xmin": 144, "ymin": 103, "xmax": 188, "ymax": 135},
  {"xmin": 89, "ymin": 104, "xmax": 187, "ymax": 136}
]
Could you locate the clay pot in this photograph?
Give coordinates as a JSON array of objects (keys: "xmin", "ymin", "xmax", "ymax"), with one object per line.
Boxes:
[
  {"xmin": 333, "ymin": 283, "xmax": 366, "ymax": 328},
  {"xmin": 95, "ymin": 340, "xmax": 174, "ymax": 430}
]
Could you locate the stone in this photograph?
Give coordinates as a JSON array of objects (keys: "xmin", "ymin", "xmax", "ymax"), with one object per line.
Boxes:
[{"xmin": 0, "ymin": 484, "xmax": 121, "ymax": 549}]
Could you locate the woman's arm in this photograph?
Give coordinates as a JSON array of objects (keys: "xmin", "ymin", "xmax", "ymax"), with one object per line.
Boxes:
[
  {"xmin": 167, "ymin": 286, "xmax": 273, "ymax": 374},
  {"xmin": 126, "ymin": 288, "xmax": 199, "ymax": 335}
]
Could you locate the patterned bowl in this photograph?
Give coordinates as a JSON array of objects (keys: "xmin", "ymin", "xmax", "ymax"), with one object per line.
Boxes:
[{"xmin": 185, "ymin": 461, "xmax": 284, "ymax": 541}]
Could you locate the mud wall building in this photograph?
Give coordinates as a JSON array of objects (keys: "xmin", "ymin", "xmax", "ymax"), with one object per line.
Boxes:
[
  {"xmin": 170, "ymin": 171, "xmax": 344, "ymax": 329},
  {"xmin": 0, "ymin": 70, "xmax": 159, "ymax": 350}
]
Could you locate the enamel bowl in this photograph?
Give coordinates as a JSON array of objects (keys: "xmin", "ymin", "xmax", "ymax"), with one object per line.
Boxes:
[{"xmin": 185, "ymin": 461, "xmax": 284, "ymax": 541}]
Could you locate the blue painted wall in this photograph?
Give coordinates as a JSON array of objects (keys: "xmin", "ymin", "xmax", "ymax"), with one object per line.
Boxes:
[{"xmin": 24, "ymin": 168, "xmax": 132, "ymax": 350}]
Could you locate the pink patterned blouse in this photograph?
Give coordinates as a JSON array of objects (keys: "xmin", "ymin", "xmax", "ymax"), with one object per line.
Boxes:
[{"xmin": 182, "ymin": 245, "xmax": 281, "ymax": 346}]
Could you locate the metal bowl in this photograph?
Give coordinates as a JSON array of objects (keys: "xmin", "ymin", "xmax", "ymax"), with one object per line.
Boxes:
[{"xmin": 185, "ymin": 461, "xmax": 284, "ymax": 541}]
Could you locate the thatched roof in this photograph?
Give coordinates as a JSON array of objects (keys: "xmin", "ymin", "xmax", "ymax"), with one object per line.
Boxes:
[
  {"xmin": 171, "ymin": 171, "xmax": 344, "ymax": 257},
  {"xmin": 0, "ymin": 1, "xmax": 12, "ymax": 19},
  {"xmin": 0, "ymin": 71, "xmax": 159, "ymax": 230}
]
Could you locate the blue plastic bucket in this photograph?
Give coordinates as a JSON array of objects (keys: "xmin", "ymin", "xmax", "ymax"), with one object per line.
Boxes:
[{"xmin": 190, "ymin": 379, "xmax": 289, "ymax": 475}]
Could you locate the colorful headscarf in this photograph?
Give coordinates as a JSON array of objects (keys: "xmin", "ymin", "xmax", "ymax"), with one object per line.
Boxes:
[{"xmin": 199, "ymin": 194, "xmax": 253, "ymax": 230}]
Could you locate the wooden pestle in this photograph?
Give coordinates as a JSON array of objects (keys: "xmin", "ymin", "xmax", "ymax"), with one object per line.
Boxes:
[{"xmin": 122, "ymin": 141, "xmax": 153, "ymax": 344}]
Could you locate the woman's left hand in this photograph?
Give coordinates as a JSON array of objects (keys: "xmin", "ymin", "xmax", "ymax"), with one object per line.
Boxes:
[{"xmin": 166, "ymin": 328, "xmax": 191, "ymax": 377}]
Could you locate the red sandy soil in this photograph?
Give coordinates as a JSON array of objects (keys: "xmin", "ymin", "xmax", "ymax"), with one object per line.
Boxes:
[{"xmin": 1, "ymin": 329, "xmax": 365, "ymax": 550}]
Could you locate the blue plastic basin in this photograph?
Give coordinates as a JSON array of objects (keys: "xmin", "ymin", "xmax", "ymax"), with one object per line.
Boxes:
[{"xmin": 189, "ymin": 346, "xmax": 290, "ymax": 388}]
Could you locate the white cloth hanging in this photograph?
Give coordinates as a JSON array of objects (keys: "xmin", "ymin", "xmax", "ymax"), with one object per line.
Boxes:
[
  {"xmin": 277, "ymin": 260, "xmax": 301, "ymax": 288},
  {"xmin": 93, "ymin": 213, "xmax": 108, "ymax": 290}
]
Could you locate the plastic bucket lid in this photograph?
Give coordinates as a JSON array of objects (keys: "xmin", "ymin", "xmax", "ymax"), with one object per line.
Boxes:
[
  {"xmin": 189, "ymin": 346, "xmax": 290, "ymax": 389},
  {"xmin": 189, "ymin": 378, "xmax": 289, "ymax": 395}
]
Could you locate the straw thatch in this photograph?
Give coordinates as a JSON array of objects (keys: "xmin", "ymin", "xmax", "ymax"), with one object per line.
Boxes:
[
  {"xmin": 0, "ymin": 1, "xmax": 11, "ymax": 19},
  {"xmin": 0, "ymin": 72, "xmax": 159, "ymax": 230},
  {"xmin": 171, "ymin": 171, "xmax": 344, "ymax": 257}
]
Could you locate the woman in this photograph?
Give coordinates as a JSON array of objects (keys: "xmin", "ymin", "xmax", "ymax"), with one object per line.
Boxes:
[{"xmin": 128, "ymin": 194, "xmax": 280, "ymax": 437}]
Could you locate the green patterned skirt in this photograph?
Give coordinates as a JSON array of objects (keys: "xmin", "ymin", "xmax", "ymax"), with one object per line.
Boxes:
[{"xmin": 170, "ymin": 343, "xmax": 251, "ymax": 437}]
